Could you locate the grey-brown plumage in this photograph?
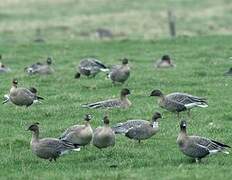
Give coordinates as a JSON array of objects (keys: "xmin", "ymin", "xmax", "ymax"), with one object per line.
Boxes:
[
  {"xmin": 155, "ymin": 55, "xmax": 175, "ymax": 68},
  {"xmin": 75, "ymin": 58, "xmax": 109, "ymax": 78},
  {"xmin": 28, "ymin": 123, "xmax": 79, "ymax": 162},
  {"xmin": 150, "ymin": 89, "xmax": 208, "ymax": 119},
  {"xmin": 113, "ymin": 112, "xmax": 162, "ymax": 143},
  {"xmin": 177, "ymin": 120, "xmax": 230, "ymax": 163},
  {"xmin": 93, "ymin": 116, "xmax": 115, "ymax": 149},
  {"xmin": 108, "ymin": 58, "xmax": 130, "ymax": 84},
  {"xmin": 81, "ymin": 88, "xmax": 131, "ymax": 109},
  {"xmin": 25, "ymin": 57, "xmax": 54, "ymax": 75},
  {"xmin": 8, "ymin": 79, "xmax": 44, "ymax": 107},
  {"xmin": 59, "ymin": 114, "xmax": 93, "ymax": 147}
]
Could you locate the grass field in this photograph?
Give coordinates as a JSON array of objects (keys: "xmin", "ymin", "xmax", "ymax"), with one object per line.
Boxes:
[{"xmin": 1, "ymin": 0, "xmax": 232, "ymax": 180}]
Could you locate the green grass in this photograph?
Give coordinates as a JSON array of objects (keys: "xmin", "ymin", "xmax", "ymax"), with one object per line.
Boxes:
[{"xmin": 0, "ymin": 36, "xmax": 232, "ymax": 179}]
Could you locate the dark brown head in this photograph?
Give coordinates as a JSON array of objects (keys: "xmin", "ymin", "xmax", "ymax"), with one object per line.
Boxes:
[
  {"xmin": 180, "ymin": 120, "xmax": 187, "ymax": 131},
  {"xmin": 46, "ymin": 57, "xmax": 52, "ymax": 65},
  {"xmin": 150, "ymin": 89, "xmax": 163, "ymax": 97},
  {"xmin": 152, "ymin": 112, "xmax": 162, "ymax": 121},
  {"xmin": 75, "ymin": 72, "xmax": 81, "ymax": 79},
  {"xmin": 120, "ymin": 88, "xmax": 130, "ymax": 97},
  {"xmin": 84, "ymin": 114, "xmax": 92, "ymax": 121},
  {"xmin": 12, "ymin": 78, "xmax": 18, "ymax": 86},
  {"xmin": 103, "ymin": 116, "xmax": 110, "ymax": 125},
  {"xmin": 122, "ymin": 58, "xmax": 129, "ymax": 65},
  {"xmin": 161, "ymin": 55, "xmax": 171, "ymax": 63},
  {"xmin": 27, "ymin": 122, "xmax": 40, "ymax": 132},
  {"xmin": 29, "ymin": 87, "xmax": 37, "ymax": 94}
]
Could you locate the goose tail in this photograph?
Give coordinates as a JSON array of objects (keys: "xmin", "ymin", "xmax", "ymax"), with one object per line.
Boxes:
[
  {"xmin": 184, "ymin": 102, "xmax": 208, "ymax": 109},
  {"xmin": 100, "ymin": 68, "xmax": 109, "ymax": 72}
]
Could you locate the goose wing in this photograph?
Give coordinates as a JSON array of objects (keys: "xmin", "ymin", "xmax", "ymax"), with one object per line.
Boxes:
[
  {"xmin": 81, "ymin": 99, "xmax": 121, "ymax": 109},
  {"xmin": 190, "ymin": 136, "xmax": 230, "ymax": 154},
  {"xmin": 167, "ymin": 93, "xmax": 207, "ymax": 105},
  {"xmin": 39, "ymin": 138, "xmax": 75, "ymax": 153},
  {"xmin": 59, "ymin": 125, "xmax": 84, "ymax": 139},
  {"xmin": 112, "ymin": 120, "xmax": 148, "ymax": 134}
]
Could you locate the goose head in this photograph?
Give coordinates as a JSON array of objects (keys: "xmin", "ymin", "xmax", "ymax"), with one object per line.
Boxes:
[
  {"xmin": 27, "ymin": 122, "xmax": 40, "ymax": 132},
  {"xmin": 84, "ymin": 114, "xmax": 92, "ymax": 122},
  {"xmin": 180, "ymin": 120, "xmax": 187, "ymax": 132},
  {"xmin": 103, "ymin": 116, "xmax": 110, "ymax": 125},
  {"xmin": 161, "ymin": 55, "xmax": 171, "ymax": 64},
  {"xmin": 120, "ymin": 88, "xmax": 130, "ymax": 97},
  {"xmin": 149, "ymin": 89, "xmax": 163, "ymax": 97},
  {"xmin": 12, "ymin": 78, "xmax": 18, "ymax": 87},
  {"xmin": 122, "ymin": 58, "xmax": 129, "ymax": 65},
  {"xmin": 46, "ymin": 57, "xmax": 52, "ymax": 65},
  {"xmin": 75, "ymin": 72, "xmax": 81, "ymax": 79}
]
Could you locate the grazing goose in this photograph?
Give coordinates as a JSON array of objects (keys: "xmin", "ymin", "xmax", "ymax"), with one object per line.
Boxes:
[
  {"xmin": 75, "ymin": 58, "xmax": 109, "ymax": 78},
  {"xmin": 177, "ymin": 120, "xmax": 230, "ymax": 163},
  {"xmin": 8, "ymin": 79, "xmax": 44, "ymax": 107},
  {"xmin": 81, "ymin": 88, "xmax": 131, "ymax": 109},
  {"xmin": 28, "ymin": 123, "xmax": 79, "ymax": 161},
  {"xmin": 25, "ymin": 57, "xmax": 54, "ymax": 75},
  {"xmin": 155, "ymin": 55, "xmax": 175, "ymax": 68},
  {"xmin": 108, "ymin": 58, "xmax": 130, "ymax": 84},
  {"xmin": 112, "ymin": 112, "xmax": 162, "ymax": 143},
  {"xmin": 93, "ymin": 116, "xmax": 115, "ymax": 149},
  {"xmin": 59, "ymin": 114, "xmax": 93, "ymax": 147},
  {"xmin": 150, "ymin": 89, "xmax": 208, "ymax": 119},
  {"xmin": 224, "ymin": 67, "xmax": 232, "ymax": 76}
]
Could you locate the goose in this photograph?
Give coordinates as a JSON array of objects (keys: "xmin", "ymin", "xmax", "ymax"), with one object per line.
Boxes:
[
  {"xmin": 8, "ymin": 79, "xmax": 44, "ymax": 107},
  {"xmin": 25, "ymin": 57, "xmax": 54, "ymax": 75},
  {"xmin": 93, "ymin": 116, "xmax": 115, "ymax": 149},
  {"xmin": 112, "ymin": 112, "xmax": 162, "ymax": 143},
  {"xmin": 224, "ymin": 67, "xmax": 232, "ymax": 76},
  {"xmin": 27, "ymin": 122, "xmax": 79, "ymax": 161},
  {"xmin": 59, "ymin": 114, "xmax": 93, "ymax": 147},
  {"xmin": 3, "ymin": 87, "xmax": 42, "ymax": 105},
  {"xmin": 177, "ymin": 120, "xmax": 230, "ymax": 163},
  {"xmin": 0, "ymin": 55, "xmax": 11, "ymax": 73},
  {"xmin": 75, "ymin": 58, "xmax": 109, "ymax": 79},
  {"xmin": 150, "ymin": 89, "xmax": 208, "ymax": 119},
  {"xmin": 155, "ymin": 55, "xmax": 175, "ymax": 68},
  {"xmin": 108, "ymin": 58, "xmax": 130, "ymax": 84},
  {"xmin": 81, "ymin": 88, "xmax": 131, "ymax": 109}
]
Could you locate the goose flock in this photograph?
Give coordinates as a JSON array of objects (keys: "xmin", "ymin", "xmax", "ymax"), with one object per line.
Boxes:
[{"xmin": 1, "ymin": 54, "xmax": 231, "ymax": 163}]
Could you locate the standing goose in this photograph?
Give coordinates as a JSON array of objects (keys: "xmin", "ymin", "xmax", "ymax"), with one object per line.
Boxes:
[
  {"xmin": 59, "ymin": 114, "xmax": 93, "ymax": 147},
  {"xmin": 25, "ymin": 57, "xmax": 54, "ymax": 75},
  {"xmin": 150, "ymin": 89, "xmax": 208, "ymax": 119},
  {"xmin": 28, "ymin": 123, "xmax": 79, "ymax": 161},
  {"xmin": 81, "ymin": 88, "xmax": 131, "ymax": 109},
  {"xmin": 112, "ymin": 112, "xmax": 162, "ymax": 143},
  {"xmin": 155, "ymin": 55, "xmax": 175, "ymax": 68},
  {"xmin": 75, "ymin": 58, "xmax": 109, "ymax": 79},
  {"xmin": 177, "ymin": 120, "xmax": 230, "ymax": 163},
  {"xmin": 93, "ymin": 116, "xmax": 115, "ymax": 149},
  {"xmin": 8, "ymin": 79, "xmax": 44, "ymax": 107},
  {"xmin": 3, "ymin": 87, "xmax": 41, "ymax": 105},
  {"xmin": 108, "ymin": 58, "xmax": 130, "ymax": 84}
]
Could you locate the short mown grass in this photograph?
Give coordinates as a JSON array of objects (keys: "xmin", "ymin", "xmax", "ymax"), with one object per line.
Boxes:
[{"xmin": 0, "ymin": 36, "xmax": 232, "ymax": 179}]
